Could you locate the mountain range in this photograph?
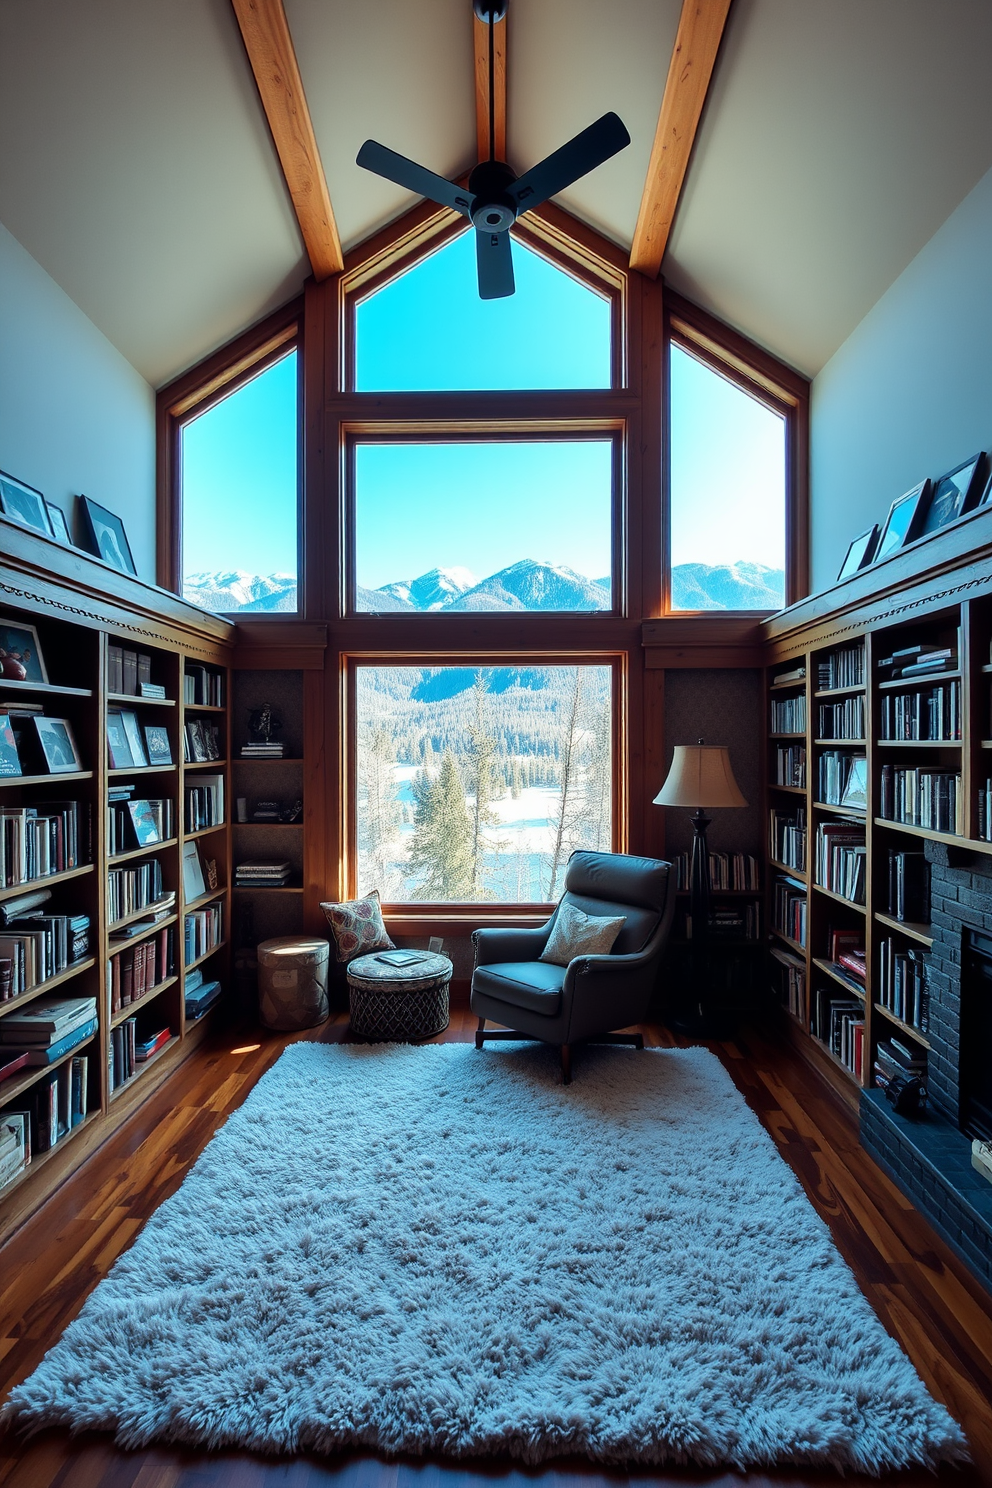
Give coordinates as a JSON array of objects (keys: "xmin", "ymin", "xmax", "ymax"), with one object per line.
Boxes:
[{"xmin": 183, "ymin": 560, "xmax": 785, "ymax": 615}]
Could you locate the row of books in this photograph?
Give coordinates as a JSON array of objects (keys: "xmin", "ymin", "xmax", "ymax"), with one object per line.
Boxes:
[
  {"xmin": 825, "ymin": 927, "xmax": 866, "ymax": 993},
  {"xmin": 107, "ymin": 791, "xmax": 175, "ymax": 854},
  {"xmin": 874, "ymin": 1037, "xmax": 927, "ymax": 1102},
  {"xmin": 0, "ymin": 997, "xmax": 98, "ymax": 1078},
  {"xmin": 770, "ymin": 695, "xmax": 806, "ymax": 734},
  {"xmin": 878, "ymin": 681, "xmax": 960, "ymax": 741},
  {"xmin": 680, "ymin": 904, "xmax": 760, "ymax": 940},
  {"xmin": 812, "ymin": 986, "xmax": 865, "ymax": 1080},
  {"xmin": 183, "ymin": 719, "xmax": 223, "ymax": 763},
  {"xmin": 817, "ymin": 695, "xmax": 865, "ymax": 741},
  {"xmin": 817, "ymin": 752, "xmax": 867, "ymax": 809},
  {"xmin": 0, "ymin": 1052, "xmax": 89, "ymax": 1189},
  {"xmin": 876, "ymin": 639, "xmax": 958, "ymax": 682},
  {"xmin": 979, "ymin": 779, "xmax": 992, "ymax": 843},
  {"xmin": 0, "ymin": 802, "xmax": 87, "ymax": 887},
  {"xmin": 108, "ymin": 1018, "xmax": 172, "ymax": 1091},
  {"xmin": 877, "ymin": 939, "xmax": 928, "ymax": 1033},
  {"xmin": 772, "ymin": 876, "xmax": 807, "ymax": 947},
  {"xmin": 770, "ymin": 946, "xmax": 806, "ymax": 1021},
  {"xmin": 817, "ymin": 644, "xmax": 864, "ymax": 691},
  {"xmin": 773, "ymin": 743, "xmax": 805, "ymax": 788},
  {"xmin": 815, "ymin": 822, "xmax": 866, "ymax": 904},
  {"xmin": 879, "ymin": 765, "xmax": 963, "ymax": 834},
  {"xmin": 108, "ymin": 926, "xmax": 175, "ymax": 1014},
  {"xmin": 185, "ymin": 776, "xmax": 225, "ymax": 834},
  {"xmin": 185, "ymin": 903, "xmax": 222, "ymax": 966},
  {"xmin": 672, "ymin": 852, "xmax": 760, "ymax": 892},
  {"xmin": 107, "ymin": 858, "xmax": 166, "ymax": 925},
  {"xmin": 769, "ymin": 807, "xmax": 806, "ymax": 870},
  {"xmin": 0, "ymin": 912, "xmax": 89, "ymax": 998},
  {"xmin": 184, "ymin": 666, "xmax": 224, "ymax": 708},
  {"xmin": 107, "ymin": 646, "xmax": 164, "ymax": 699},
  {"xmin": 886, "ymin": 849, "xmax": 929, "ymax": 923}
]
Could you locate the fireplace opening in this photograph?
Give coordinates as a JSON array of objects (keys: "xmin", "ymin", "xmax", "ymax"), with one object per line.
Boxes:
[{"xmin": 961, "ymin": 928, "xmax": 992, "ymax": 1143}]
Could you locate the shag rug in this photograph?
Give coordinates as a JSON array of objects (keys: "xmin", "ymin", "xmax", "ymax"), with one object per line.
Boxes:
[{"xmin": 5, "ymin": 1042, "xmax": 968, "ymax": 1472}]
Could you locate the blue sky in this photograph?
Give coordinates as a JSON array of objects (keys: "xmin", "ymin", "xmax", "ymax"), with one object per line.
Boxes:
[{"xmin": 180, "ymin": 231, "xmax": 785, "ymax": 589}]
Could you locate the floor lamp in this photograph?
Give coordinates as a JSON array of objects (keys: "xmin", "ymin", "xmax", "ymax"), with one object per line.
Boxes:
[{"xmin": 654, "ymin": 741, "xmax": 748, "ymax": 1037}]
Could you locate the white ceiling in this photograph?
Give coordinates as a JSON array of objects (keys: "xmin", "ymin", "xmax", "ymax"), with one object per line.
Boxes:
[{"xmin": 1, "ymin": 0, "xmax": 991, "ymax": 388}]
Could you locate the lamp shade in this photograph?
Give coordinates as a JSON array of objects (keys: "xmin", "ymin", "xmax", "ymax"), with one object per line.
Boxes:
[{"xmin": 653, "ymin": 744, "xmax": 747, "ymax": 809}]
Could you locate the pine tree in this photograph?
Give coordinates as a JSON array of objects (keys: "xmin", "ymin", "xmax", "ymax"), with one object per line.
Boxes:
[
  {"xmin": 466, "ymin": 674, "xmax": 503, "ymax": 895},
  {"xmin": 547, "ymin": 670, "xmax": 586, "ymax": 898},
  {"xmin": 358, "ymin": 720, "xmax": 401, "ymax": 895},
  {"xmin": 408, "ymin": 752, "xmax": 475, "ymax": 900}
]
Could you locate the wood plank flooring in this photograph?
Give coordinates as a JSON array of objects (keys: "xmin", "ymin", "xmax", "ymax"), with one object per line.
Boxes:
[{"xmin": 0, "ymin": 1004, "xmax": 989, "ymax": 1487}]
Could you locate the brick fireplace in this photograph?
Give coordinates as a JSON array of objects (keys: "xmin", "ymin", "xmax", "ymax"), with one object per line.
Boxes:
[{"xmin": 861, "ymin": 841, "xmax": 992, "ymax": 1291}]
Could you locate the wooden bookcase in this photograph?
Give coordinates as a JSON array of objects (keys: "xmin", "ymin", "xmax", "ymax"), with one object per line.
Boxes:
[
  {"xmin": 0, "ymin": 517, "xmax": 233, "ymax": 1241},
  {"xmin": 763, "ymin": 505, "xmax": 992, "ymax": 1110}
]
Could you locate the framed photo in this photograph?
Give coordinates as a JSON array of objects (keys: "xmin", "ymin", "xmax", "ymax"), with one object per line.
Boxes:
[
  {"xmin": 106, "ymin": 711, "xmax": 134, "ymax": 769},
  {"xmin": 44, "ymin": 502, "xmax": 72, "ymax": 545},
  {"xmin": 78, "ymin": 496, "xmax": 137, "ymax": 576},
  {"xmin": 143, "ymin": 724, "xmax": 173, "ymax": 766},
  {"xmin": 874, "ymin": 480, "xmax": 931, "ymax": 563},
  {"xmin": 0, "ymin": 471, "xmax": 55, "ymax": 540},
  {"xmin": 0, "ymin": 715, "xmax": 22, "ymax": 778},
  {"xmin": 189, "ymin": 720, "xmax": 209, "ymax": 763},
  {"xmin": 0, "ymin": 620, "xmax": 47, "ymax": 684},
  {"xmin": 33, "ymin": 717, "xmax": 82, "ymax": 774},
  {"xmin": 182, "ymin": 840, "xmax": 207, "ymax": 903},
  {"xmin": 127, "ymin": 799, "xmax": 163, "ymax": 847},
  {"xmin": 916, "ymin": 453, "xmax": 986, "ymax": 539},
  {"xmin": 120, "ymin": 710, "xmax": 148, "ymax": 767},
  {"xmin": 840, "ymin": 756, "xmax": 868, "ymax": 811},
  {"xmin": 837, "ymin": 525, "xmax": 880, "ymax": 581}
]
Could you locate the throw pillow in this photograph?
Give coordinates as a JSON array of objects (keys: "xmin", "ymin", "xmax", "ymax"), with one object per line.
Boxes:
[
  {"xmin": 320, "ymin": 890, "xmax": 395, "ymax": 965},
  {"xmin": 539, "ymin": 901, "xmax": 626, "ymax": 966}
]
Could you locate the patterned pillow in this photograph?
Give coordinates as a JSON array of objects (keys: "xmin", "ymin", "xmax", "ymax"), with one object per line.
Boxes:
[
  {"xmin": 320, "ymin": 890, "xmax": 395, "ymax": 965},
  {"xmin": 539, "ymin": 901, "xmax": 626, "ymax": 967}
]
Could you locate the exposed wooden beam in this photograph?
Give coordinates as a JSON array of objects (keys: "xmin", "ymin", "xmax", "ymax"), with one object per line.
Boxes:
[
  {"xmin": 473, "ymin": 12, "xmax": 507, "ymax": 162},
  {"xmin": 630, "ymin": 0, "xmax": 732, "ymax": 278},
  {"xmin": 231, "ymin": 0, "xmax": 343, "ymax": 279}
]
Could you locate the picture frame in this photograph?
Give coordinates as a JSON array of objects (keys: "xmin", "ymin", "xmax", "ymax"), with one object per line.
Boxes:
[
  {"xmin": 837, "ymin": 525, "xmax": 880, "ymax": 581},
  {"xmin": 182, "ymin": 840, "xmax": 206, "ymax": 903},
  {"xmin": 0, "ymin": 471, "xmax": 55, "ymax": 540},
  {"xmin": 127, "ymin": 799, "xmax": 163, "ymax": 847},
  {"xmin": 840, "ymin": 756, "xmax": 868, "ymax": 811},
  {"xmin": 189, "ymin": 720, "xmax": 209, "ymax": 763},
  {"xmin": 78, "ymin": 496, "xmax": 137, "ymax": 576},
  {"xmin": 43, "ymin": 502, "xmax": 72, "ymax": 546},
  {"xmin": 120, "ymin": 710, "xmax": 148, "ymax": 768},
  {"xmin": 916, "ymin": 453, "xmax": 986, "ymax": 539},
  {"xmin": 33, "ymin": 717, "xmax": 82, "ymax": 774},
  {"xmin": 106, "ymin": 711, "xmax": 134, "ymax": 769},
  {"xmin": 0, "ymin": 715, "xmax": 22, "ymax": 778},
  {"xmin": 873, "ymin": 480, "xmax": 931, "ymax": 564},
  {"xmin": 143, "ymin": 724, "xmax": 173, "ymax": 766},
  {"xmin": 0, "ymin": 620, "xmax": 48, "ymax": 684}
]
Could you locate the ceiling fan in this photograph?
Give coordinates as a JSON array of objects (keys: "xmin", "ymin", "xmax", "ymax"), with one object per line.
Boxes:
[{"xmin": 356, "ymin": 0, "xmax": 630, "ymax": 300}]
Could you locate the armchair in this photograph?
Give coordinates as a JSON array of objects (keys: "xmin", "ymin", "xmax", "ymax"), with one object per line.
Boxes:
[{"xmin": 471, "ymin": 850, "xmax": 675, "ymax": 1084}]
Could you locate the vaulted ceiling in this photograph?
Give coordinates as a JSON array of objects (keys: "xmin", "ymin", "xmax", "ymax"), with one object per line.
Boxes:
[{"xmin": 2, "ymin": 0, "xmax": 991, "ymax": 388}]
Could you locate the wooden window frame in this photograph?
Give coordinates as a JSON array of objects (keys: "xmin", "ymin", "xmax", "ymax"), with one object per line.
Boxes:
[
  {"xmin": 663, "ymin": 290, "xmax": 810, "ymax": 612},
  {"xmin": 155, "ymin": 300, "xmax": 303, "ymax": 599}
]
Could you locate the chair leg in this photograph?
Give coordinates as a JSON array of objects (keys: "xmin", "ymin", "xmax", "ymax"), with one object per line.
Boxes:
[
  {"xmin": 475, "ymin": 1016, "xmax": 487, "ymax": 1050},
  {"xmin": 561, "ymin": 1043, "xmax": 572, "ymax": 1085}
]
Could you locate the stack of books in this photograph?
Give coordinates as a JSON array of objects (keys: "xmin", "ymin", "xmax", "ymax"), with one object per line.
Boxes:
[
  {"xmin": 235, "ymin": 859, "xmax": 292, "ymax": 888},
  {"xmin": 0, "ymin": 996, "xmax": 98, "ymax": 1067},
  {"xmin": 185, "ymin": 967, "xmax": 222, "ymax": 1020},
  {"xmin": 0, "ymin": 911, "xmax": 90, "ymax": 997},
  {"xmin": 874, "ymin": 1036, "xmax": 927, "ymax": 1100},
  {"xmin": 241, "ymin": 740, "xmax": 285, "ymax": 759},
  {"xmin": 876, "ymin": 641, "xmax": 958, "ymax": 681}
]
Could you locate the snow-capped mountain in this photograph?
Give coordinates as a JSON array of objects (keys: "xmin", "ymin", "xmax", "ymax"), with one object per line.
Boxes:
[
  {"xmin": 447, "ymin": 560, "xmax": 609, "ymax": 612},
  {"xmin": 671, "ymin": 562, "xmax": 784, "ymax": 610},
  {"xmin": 183, "ymin": 571, "xmax": 297, "ymax": 612},
  {"xmin": 377, "ymin": 567, "xmax": 477, "ymax": 611}
]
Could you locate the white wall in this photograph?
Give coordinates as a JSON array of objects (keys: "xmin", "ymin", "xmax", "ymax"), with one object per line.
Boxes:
[
  {"xmin": 0, "ymin": 221, "xmax": 156, "ymax": 580},
  {"xmin": 810, "ymin": 165, "xmax": 992, "ymax": 592}
]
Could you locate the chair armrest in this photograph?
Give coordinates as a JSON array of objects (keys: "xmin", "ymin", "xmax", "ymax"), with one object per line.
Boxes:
[{"xmin": 472, "ymin": 924, "xmax": 552, "ymax": 967}]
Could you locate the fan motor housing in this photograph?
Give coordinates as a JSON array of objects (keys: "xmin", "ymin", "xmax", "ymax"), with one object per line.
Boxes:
[{"xmin": 468, "ymin": 160, "xmax": 517, "ymax": 233}]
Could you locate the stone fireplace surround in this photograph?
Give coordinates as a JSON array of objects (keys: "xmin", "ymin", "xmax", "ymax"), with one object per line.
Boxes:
[{"xmin": 861, "ymin": 840, "xmax": 992, "ymax": 1291}]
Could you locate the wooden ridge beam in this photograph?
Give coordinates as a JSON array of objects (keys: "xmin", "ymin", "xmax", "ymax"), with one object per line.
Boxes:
[
  {"xmin": 630, "ymin": 0, "xmax": 733, "ymax": 278},
  {"xmin": 473, "ymin": 11, "xmax": 507, "ymax": 162},
  {"xmin": 231, "ymin": 0, "xmax": 343, "ymax": 279}
]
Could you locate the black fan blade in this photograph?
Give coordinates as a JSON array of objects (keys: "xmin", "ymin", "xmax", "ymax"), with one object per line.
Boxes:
[
  {"xmin": 510, "ymin": 112, "xmax": 630, "ymax": 212},
  {"xmin": 476, "ymin": 230, "xmax": 515, "ymax": 299},
  {"xmin": 356, "ymin": 140, "xmax": 471, "ymax": 217}
]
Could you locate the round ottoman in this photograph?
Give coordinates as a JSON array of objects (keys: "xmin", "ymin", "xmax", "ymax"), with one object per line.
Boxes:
[
  {"xmin": 347, "ymin": 951, "xmax": 453, "ymax": 1041},
  {"xmin": 257, "ymin": 936, "xmax": 330, "ymax": 1030}
]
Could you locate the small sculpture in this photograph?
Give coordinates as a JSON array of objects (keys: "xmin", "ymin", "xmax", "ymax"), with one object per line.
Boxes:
[{"xmin": 247, "ymin": 702, "xmax": 282, "ymax": 744}]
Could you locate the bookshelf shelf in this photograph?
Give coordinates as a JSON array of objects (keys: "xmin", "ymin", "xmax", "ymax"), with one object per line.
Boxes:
[
  {"xmin": 108, "ymin": 764, "xmax": 177, "ymax": 777},
  {"xmin": 184, "ymin": 939, "xmax": 228, "ymax": 975},
  {"xmin": 813, "ymin": 738, "xmax": 865, "ymax": 747},
  {"xmin": 812, "ymin": 802, "xmax": 866, "ymax": 819},
  {"xmin": 873, "ymin": 817, "xmax": 990, "ymax": 852},
  {"xmin": 812, "ymin": 957, "xmax": 866, "ymax": 1000},
  {"xmin": 0, "ymin": 864, "xmax": 94, "ymax": 903},
  {"xmin": 812, "ymin": 882, "xmax": 867, "ymax": 913},
  {"xmin": 811, "ymin": 1036, "xmax": 859, "ymax": 1086},
  {"xmin": 183, "ymin": 759, "xmax": 228, "ymax": 771},
  {"xmin": 232, "ymin": 884, "xmax": 303, "ymax": 894},
  {"xmin": 0, "ymin": 1034, "xmax": 97, "ymax": 1108},
  {"xmin": 0, "ymin": 679, "xmax": 92, "ymax": 698},
  {"xmin": 106, "ymin": 693, "xmax": 176, "ymax": 708},
  {"xmin": 108, "ymin": 838, "xmax": 178, "ymax": 866},
  {"xmin": 109, "ymin": 913, "xmax": 178, "ymax": 953},
  {"xmin": 770, "ymin": 927, "xmax": 806, "ymax": 956},
  {"xmin": 875, "ymin": 738, "xmax": 961, "ymax": 748},
  {"xmin": 185, "ymin": 703, "xmax": 226, "ymax": 713},
  {"xmin": 0, "ymin": 770, "xmax": 94, "ymax": 789},
  {"xmin": 769, "ymin": 679, "xmax": 806, "ymax": 692},
  {"xmin": 184, "ymin": 888, "xmax": 226, "ymax": 914},
  {"xmin": 874, "ymin": 911, "xmax": 933, "ymax": 947},
  {"xmin": 769, "ymin": 858, "xmax": 807, "ymax": 880},
  {"xmin": 814, "ymin": 685, "xmax": 866, "ymax": 699},
  {"xmin": 878, "ymin": 671, "xmax": 961, "ymax": 691},
  {"xmin": 0, "ymin": 958, "xmax": 97, "ymax": 1021},
  {"xmin": 110, "ymin": 976, "xmax": 179, "ymax": 1029},
  {"xmin": 768, "ymin": 782, "xmax": 806, "ymax": 796},
  {"xmin": 182, "ymin": 823, "xmax": 226, "ymax": 842},
  {"xmin": 872, "ymin": 1003, "xmax": 931, "ymax": 1049},
  {"xmin": 108, "ymin": 898, "xmax": 176, "ymax": 935},
  {"xmin": 769, "ymin": 732, "xmax": 806, "ymax": 740}
]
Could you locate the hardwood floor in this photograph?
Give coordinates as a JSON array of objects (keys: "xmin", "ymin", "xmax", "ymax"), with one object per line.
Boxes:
[{"xmin": 0, "ymin": 1003, "xmax": 990, "ymax": 1487}]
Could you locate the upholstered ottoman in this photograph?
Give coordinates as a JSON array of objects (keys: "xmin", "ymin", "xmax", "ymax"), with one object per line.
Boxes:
[
  {"xmin": 257, "ymin": 936, "xmax": 330, "ymax": 1030},
  {"xmin": 346, "ymin": 951, "xmax": 453, "ymax": 1041}
]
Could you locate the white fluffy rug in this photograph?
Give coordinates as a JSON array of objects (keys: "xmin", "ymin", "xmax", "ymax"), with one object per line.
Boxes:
[{"xmin": 5, "ymin": 1042, "xmax": 968, "ymax": 1472}]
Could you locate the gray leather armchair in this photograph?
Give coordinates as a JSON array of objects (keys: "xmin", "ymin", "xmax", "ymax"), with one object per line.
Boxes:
[{"xmin": 471, "ymin": 850, "xmax": 675, "ymax": 1084}]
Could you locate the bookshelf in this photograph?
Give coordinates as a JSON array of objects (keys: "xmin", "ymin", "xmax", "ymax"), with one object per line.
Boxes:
[
  {"xmin": 763, "ymin": 540, "xmax": 992, "ymax": 1112},
  {"xmin": 0, "ymin": 516, "xmax": 233, "ymax": 1240}
]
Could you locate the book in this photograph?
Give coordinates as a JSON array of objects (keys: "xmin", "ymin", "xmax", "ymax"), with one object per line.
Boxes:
[
  {"xmin": 182, "ymin": 840, "xmax": 207, "ymax": 902},
  {"xmin": 0, "ymin": 995, "xmax": 98, "ymax": 1038},
  {"xmin": 0, "ymin": 1016, "xmax": 98, "ymax": 1066}
]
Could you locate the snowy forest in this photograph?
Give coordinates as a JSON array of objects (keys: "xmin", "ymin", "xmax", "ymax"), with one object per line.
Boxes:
[{"xmin": 356, "ymin": 666, "xmax": 612, "ymax": 903}]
